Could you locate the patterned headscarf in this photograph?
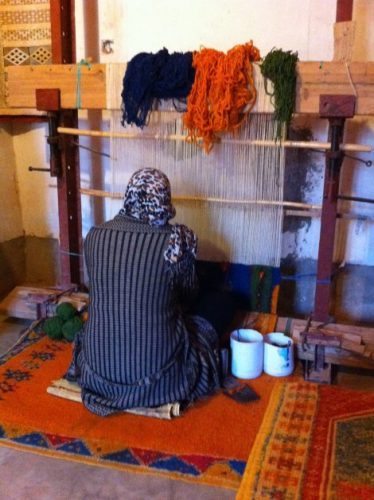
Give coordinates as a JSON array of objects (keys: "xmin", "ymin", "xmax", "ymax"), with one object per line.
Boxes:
[
  {"xmin": 121, "ymin": 168, "xmax": 197, "ymax": 264},
  {"xmin": 122, "ymin": 168, "xmax": 176, "ymax": 226}
]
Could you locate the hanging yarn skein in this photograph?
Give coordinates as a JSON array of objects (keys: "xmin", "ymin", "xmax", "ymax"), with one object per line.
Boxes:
[
  {"xmin": 260, "ymin": 48, "xmax": 299, "ymax": 140},
  {"xmin": 184, "ymin": 41, "xmax": 261, "ymax": 153},
  {"xmin": 121, "ymin": 48, "xmax": 195, "ymax": 128}
]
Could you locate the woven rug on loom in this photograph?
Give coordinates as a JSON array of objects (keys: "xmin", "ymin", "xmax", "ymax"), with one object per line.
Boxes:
[
  {"xmin": 0, "ymin": 321, "xmax": 278, "ymax": 490},
  {"xmin": 237, "ymin": 381, "xmax": 374, "ymax": 499}
]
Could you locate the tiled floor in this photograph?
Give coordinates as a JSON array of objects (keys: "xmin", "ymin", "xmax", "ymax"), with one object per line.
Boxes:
[{"xmin": 0, "ymin": 314, "xmax": 372, "ymax": 499}]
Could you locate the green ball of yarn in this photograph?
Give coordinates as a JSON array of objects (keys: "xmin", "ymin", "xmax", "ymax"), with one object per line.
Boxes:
[
  {"xmin": 44, "ymin": 316, "xmax": 64, "ymax": 340},
  {"xmin": 62, "ymin": 316, "xmax": 83, "ymax": 342},
  {"xmin": 56, "ymin": 302, "xmax": 77, "ymax": 321}
]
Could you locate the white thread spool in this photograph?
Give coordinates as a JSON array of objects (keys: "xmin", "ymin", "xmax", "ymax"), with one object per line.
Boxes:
[
  {"xmin": 230, "ymin": 329, "xmax": 264, "ymax": 379},
  {"xmin": 263, "ymin": 333, "xmax": 294, "ymax": 377}
]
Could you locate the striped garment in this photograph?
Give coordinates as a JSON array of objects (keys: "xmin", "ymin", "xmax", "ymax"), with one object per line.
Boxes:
[{"xmin": 72, "ymin": 214, "xmax": 221, "ymax": 416}]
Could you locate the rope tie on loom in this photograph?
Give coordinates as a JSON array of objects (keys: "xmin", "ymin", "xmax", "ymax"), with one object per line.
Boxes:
[
  {"xmin": 183, "ymin": 41, "xmax": 261, "ymax": 153},
  {"xmin": 76, "ymin": 58, "xmax": 92, "ymax": 109},
  {"xmin": 345, "ymin": 62, "xmax": 357, "ymax": 97},
  {"xmin": 121, "ymin": 48, "xmax": 195, "ymax": 128}
]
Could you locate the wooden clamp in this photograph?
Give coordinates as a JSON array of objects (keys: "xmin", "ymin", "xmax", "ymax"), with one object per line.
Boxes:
[
  {"xmin": 301, "ymin": 319, "xmax": 341, "ymax": 383},
  {"xmin": 31, "ymin": 88, "xmax": 62, "ymax": 177}
]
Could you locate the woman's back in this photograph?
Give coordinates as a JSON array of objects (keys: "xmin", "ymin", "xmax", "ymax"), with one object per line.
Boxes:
[
  {"xmin": 84, "ymin": 215, "xmax": 182, "ymax": 385},
  {"xmin": 71, "ymin": 168, "xmax": 221, "ymax": 416}
]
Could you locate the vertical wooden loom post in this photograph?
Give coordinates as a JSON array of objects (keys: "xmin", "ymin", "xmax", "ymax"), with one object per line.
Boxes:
[
  {"xmin": 313, "ymin": 95, "xmax": 355, "ymax": 321},
  {"xmin": 50, "ymin": 0, "xmax": 82, "ymax": 286},
  {"xmin": 313, "ymin": 0, "xmax": 355, "ymax": 321}
]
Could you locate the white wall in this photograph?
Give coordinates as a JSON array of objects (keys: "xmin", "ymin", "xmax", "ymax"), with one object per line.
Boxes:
[
  {"xmin": 95, "ymin": 0, "xmax": 335, "ymax": 62},
  {"xmin": 12, "ymin": 122, "xmax": 59, "ymax": 238},
  {"xmin": 0, "ymin": 125, "xmax": 23, "ymax": 241}
]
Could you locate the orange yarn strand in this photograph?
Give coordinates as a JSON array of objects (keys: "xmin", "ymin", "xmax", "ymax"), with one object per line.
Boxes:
[{"xmin": 184, "ymin": 41, "xmax": 261, "ymax": 153}]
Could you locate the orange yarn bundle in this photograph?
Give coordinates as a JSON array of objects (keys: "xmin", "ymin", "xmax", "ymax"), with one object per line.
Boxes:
[{"xmin": 184, "ymin": 41, "xmax": 261, "ymax": 152}]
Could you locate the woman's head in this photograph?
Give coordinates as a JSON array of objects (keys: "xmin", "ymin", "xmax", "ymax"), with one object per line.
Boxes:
[{"xmin": 122, "ymin": 168, "xmax": 176, "ymax": 226}]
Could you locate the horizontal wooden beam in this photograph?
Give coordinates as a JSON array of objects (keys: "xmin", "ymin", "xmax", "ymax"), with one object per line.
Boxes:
[
  {"xmin": 0, "ymin": 108, "xmax": 47, "ymax": 117},
  {"xmin": 4, "ymin": 61, "xmax": 374, "ymax": 115},
  {"xmin": 296, "ymin": 61, "xmax": 374, "ymax": 115},
  {"xmin": 6, "ymin": 64, "xmax": 106, "ymax": 110}
]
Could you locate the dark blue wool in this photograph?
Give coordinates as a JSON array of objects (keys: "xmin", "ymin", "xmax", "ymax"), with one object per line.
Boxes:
[{"xmin": 121, "ymin": 48, "xmax": 195, "ymax": 128}]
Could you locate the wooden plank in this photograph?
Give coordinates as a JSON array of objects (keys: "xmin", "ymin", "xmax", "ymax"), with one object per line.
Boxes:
[
  {"xmin": 5, "ymin": 62, "xmax": 374, "ymax": 115},
  {"xmin": 6, "ymin": 64, "xmax": 106, "ymax": 109},
  {"xmin": 0, "ymin": 108, "xmax": 46, "ymax": 116},
  {"xmin": 341, "ymin": 340, "xmax": 366, "ymax": 354},
  {"xmin": 334, "ymin": 21, "xmax": 356, "ymax": 62},
  {"xmin": 280, "ymin": 318, "xmax": 374, "ymax": 370},
  {"xmin": 277, "ymin": 317, "xmax": 374, "ymax": 346},
  {"xmin": 295, "ymin": 343, "xmax": 374, "ymax": 370},
  {"xmin": 296, "ymin": 61, "xmax": 374, "ymax": 115}
]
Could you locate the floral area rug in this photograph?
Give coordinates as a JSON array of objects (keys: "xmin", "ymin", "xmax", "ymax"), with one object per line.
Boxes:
[{"xmin": 237, "ymin": 381, "xmax": 374, "ymax": 499}]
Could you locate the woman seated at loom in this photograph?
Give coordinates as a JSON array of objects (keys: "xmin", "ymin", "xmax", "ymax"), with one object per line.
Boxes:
[{"xmin": 67, "ymin": 168, "xmax": 234, "ymax": 416}]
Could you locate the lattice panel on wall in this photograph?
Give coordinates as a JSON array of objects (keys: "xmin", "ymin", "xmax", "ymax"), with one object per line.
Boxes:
[{"xmin": 0, "ymin": 0, "xmax": 52, "ymax": 107}]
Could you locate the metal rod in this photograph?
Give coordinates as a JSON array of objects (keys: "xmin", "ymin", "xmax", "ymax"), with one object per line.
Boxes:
[
  {"xmin": 338, "ymin": 194, "xmax": 374, "ymax": 205},
  {"xmin": 29, "ymin": 166, "xmax": 51, "ymax": 172},
  {"xmin": 71, "ymin": 139, "xmax": 111, "ymax": 158}
]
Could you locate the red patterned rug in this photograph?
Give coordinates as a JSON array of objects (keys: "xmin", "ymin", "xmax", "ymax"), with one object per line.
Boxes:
[{"xmin": 237, "ymin": 381, "xmax": 374, "ymax": 499}]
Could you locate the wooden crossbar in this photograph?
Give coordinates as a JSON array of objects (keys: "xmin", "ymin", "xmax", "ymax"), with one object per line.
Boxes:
[{"xmin": 4, "ymin": 61, "xmax": 374, "ymax": 115}]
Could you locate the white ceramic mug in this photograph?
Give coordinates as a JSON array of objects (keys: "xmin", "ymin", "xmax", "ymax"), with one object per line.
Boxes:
[
  {"xmin": 263, "ymin": 332, "xmax": 294, "ymax": 377},
  {"xmin": 230, "ymin": 329, "xmax": 264, "ymax": 379}
]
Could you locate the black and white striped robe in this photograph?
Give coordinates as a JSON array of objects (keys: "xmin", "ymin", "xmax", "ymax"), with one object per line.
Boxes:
[{"xmin": 74, "ymin": 214, "xmax": 221, "ymax": 416}]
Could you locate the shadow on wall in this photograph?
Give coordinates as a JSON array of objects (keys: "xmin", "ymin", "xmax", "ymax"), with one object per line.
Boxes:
[
  {"xmin": 0, "ymin": 236, "xmax": 61, "ymax": 300},
  {"xmin": 0, "ymin": 237, "xmax": 26, "ymax": 299},
  {"xmin": 279, "ymin": 257, "xmax": 374, "ymax": 326},
  {"xmin": 25, "ymin": 236, "xmax": 60, "ymax": 286},
  {"xmin": 278, "ymin": 256, "xmax": 317, "ymax": 319},
  {"xmin": 332, "ymin": 264, "xmax": 374, "ymax": 326}
]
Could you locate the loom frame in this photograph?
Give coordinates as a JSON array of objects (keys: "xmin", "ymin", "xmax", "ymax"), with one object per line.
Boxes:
[{"xmin": 2, "ymin": 0, "xmax": 373, "ymax": 323}]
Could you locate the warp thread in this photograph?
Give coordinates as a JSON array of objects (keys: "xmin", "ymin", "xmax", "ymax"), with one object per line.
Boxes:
[
  {"xmin": 121, "ymin": 48, "xmax": 195, "ymax": 128},
  {"xmin": 184, "ymin": 41, "xmax": 261, "ymax": 153}
]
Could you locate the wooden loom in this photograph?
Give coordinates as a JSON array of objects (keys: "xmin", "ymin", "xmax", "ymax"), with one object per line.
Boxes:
[
  {"xmin": 2, "ymin": 2, "xmax": 374, "ymax": 329},
  {"xmin": 4, "ymin": 59, "xmax": 374, "ymax": 315}
]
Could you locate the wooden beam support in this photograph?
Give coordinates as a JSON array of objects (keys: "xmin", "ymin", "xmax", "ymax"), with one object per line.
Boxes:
[
  {"xmin": 49, "ymin": 0, "xmax": 83, "ymax": 286},
  {"xmin": 336, "ymin": 0, "xmax": 353, "ymax": 22},
  {"xmin": 35, "ymin": 88, "xmax": 61, "ymax": 112},
  {"xmin": 34, "ymin": 89, "xmax": 62, "ymax": 177},
  {"xmin": 313, "ymin": 94, "xmax": 355, "ymax": 322},
  {"xmin": 57, "ymin": 110, "xmax": 82, "ymax": 285},
  {"xmin": 50, "ymin": 0, "xmax": 76, "ymax": 65},
  {"xmin": 5, "ymin": 62, "xmax": 374, "ymax": 115}
]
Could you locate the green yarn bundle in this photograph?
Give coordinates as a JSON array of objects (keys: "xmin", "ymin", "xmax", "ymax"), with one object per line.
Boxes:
[
  {"xmin": 260, "ymin": 48, "xmax": 299, "ymax": 140},
  {"xmin": 44, "ymin": 302, "xmax": 83, "ymax": 342},
  {"xmin": 56, "ymin": 302, "xmax": 77, "ymax": 321},
  {"xmin": 62, "ymin": 316, "xmax": 84, "ymax": 342},
  {"xmin": 44, "ymin": 316, "xmax": 64, "ymax": 340}
]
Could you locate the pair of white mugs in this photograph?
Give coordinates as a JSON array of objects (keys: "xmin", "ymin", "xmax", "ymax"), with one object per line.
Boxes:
[{"xmin": 230, "ymin": 329, "xmax": 294, "ymax": 379}]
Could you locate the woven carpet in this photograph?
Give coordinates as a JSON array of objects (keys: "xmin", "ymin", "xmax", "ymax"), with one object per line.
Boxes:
[
  {"xmin": 0, "ymin": 322, "xmax": 278, "ymax": 490},
  {"xmin": 237, "ymin": 381, "xmax": 374, "ymax": 499}
]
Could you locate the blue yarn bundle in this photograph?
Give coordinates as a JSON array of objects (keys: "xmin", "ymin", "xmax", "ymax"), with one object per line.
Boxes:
[{"xmin": 121, "ymin": 48, "xmax": 195, "ymax": 128}]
